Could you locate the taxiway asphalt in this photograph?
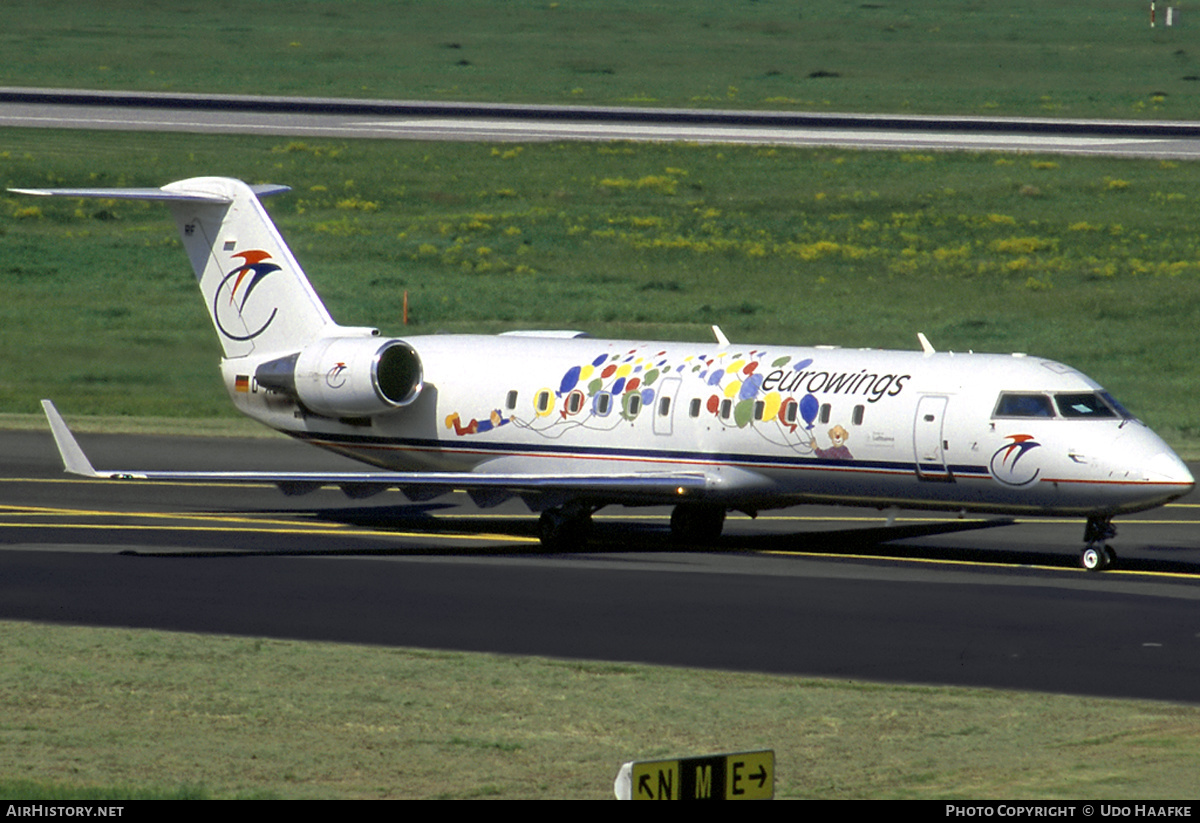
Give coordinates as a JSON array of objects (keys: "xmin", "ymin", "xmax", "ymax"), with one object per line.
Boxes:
[{"xmin": 3, "ymin": 428, "xmax": 1200, "ymax": 703}]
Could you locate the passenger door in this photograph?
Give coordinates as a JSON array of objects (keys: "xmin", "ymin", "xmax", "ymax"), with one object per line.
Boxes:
[{"xmin": 914, "ymin": 395, "xmax": 952, "ymax": 481}]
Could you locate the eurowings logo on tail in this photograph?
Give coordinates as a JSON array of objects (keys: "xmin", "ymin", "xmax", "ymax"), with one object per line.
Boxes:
[
  {"xmin": 326, "ymin": 362, "xmax": 348, "ymax": 388},
  {"xmin": 990, "ymin": 434, "xmax": 1042, "ymax": 487},
  {"xmin": 213, "ymin": 250, "xmax": 281, "ymax": 341}
]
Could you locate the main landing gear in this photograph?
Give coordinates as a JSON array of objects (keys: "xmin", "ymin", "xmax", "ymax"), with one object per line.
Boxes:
[
  {"xmin": 537, "ymin": 503, "xmax": 594, "ymax": 551},
  {"xmin": 669, "ymin": 503, "xmax": 727, "ymax": 545},
  {"xmin": 1080, "ymin": 515, "xmax": 1118, "ymax": 571},
  {"xmin": 536, "ymin": 502, "xmax": 729, "ymax": 551}
]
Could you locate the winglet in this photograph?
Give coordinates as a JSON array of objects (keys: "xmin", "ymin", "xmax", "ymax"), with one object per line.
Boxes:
[
  {"xmin": 917, "ymin": 332, "xmax": 936, "ymax": 356},
  {"xmin": 40, "ymin": 400, "xmax": 100, "ymax": 478},
  {"xmin": 712, "ymin": 325, "xmax": 730, "ymax": 347}
]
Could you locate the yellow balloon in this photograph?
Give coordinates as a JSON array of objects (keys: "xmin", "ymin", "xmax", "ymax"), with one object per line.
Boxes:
[{"xmin": 761, "ymin": 392, "xmax": 782, "ymax": 421}]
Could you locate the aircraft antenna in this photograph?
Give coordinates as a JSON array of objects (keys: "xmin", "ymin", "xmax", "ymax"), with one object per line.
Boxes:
[{"xmin": 917, "ymin": 332, "xmax": 936, "ymax": 356}]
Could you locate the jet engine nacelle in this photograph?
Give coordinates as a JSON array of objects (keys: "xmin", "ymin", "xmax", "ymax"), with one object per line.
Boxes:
[{"xmin": 255, "ymin": 337, "xmax": 423, "ymax": 417}]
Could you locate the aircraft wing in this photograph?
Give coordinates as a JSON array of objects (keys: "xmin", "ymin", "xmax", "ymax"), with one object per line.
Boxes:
[{"xmin": 40, "ymin": 401, "xmax": 715, "ymax": 507}]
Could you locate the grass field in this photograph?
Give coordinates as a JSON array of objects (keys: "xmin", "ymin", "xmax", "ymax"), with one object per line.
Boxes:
[
  {"xmin": 4, "ymin": 621, "xmax": 1200, "ymax": 800},
  {"xmin": 1, "ymin": 0, "xmax": 1197, "ymax": 120},
  {"xmin": 4, "ymin": 129, "xmax": 1200, "ymax": 449}
]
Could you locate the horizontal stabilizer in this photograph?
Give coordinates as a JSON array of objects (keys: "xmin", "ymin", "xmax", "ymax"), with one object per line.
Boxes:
[
  {"xmin": 11, "ymin": 186, "xmax": 230, "ymax": 203},
  {"xmin": 9, "ymin": 183, "xmax": 289, "ymax": 203}
]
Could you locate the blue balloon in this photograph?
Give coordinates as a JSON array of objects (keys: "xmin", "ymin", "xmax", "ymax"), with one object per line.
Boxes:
[
  {"xmin": 738, "ymin": 373, "xmax": 764, "ymax": 400},
  {"xmin": 558, "ymin": 365, "xmax": 581, "ymax": 395},
  {"xmin": 799, "ymin": 393, "xmax": 820, "ymax": 429}
]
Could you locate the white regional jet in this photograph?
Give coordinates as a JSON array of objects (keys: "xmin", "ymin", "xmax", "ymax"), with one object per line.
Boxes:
[{"xmin": 14, "ymin": 177, "xmax": 1194, "ymax": 570}]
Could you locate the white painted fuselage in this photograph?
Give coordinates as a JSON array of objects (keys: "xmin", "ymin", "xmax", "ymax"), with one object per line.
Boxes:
[{"xmin": 222, "ymin": 334, "xmax": 1193, "ymax": 519}]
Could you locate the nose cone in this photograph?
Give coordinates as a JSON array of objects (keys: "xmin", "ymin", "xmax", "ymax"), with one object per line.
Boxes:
[
  {"xmin": 1105, "ymin": 427, "xmax": 1195, "ymax": 511},
  {"xmin": 1145, "ymin": 448, "xmax": 1195, "ymax": 490},
  {"xmin": 1060, "ymin": 424, "xmax": 1192, "ymax": 516}
]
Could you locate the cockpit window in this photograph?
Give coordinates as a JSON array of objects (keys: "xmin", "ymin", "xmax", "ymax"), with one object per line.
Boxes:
[
  {"xmin": 993, "ymin": 393, "xmax": 1055, "ymax": 418},
  {"xmin": 1053, "ymin": 392, "xmax": 1135, "ymax": 419},
  {"xmin": 1055, "ymin": 392, "xmax": 1116, "ymax": 418},
  {"xmin": 994, "ymin": 391, "xmax": 1136, "ymax": 420},
  {"xmin": 1099, "ymin": 392, "xmax": 1135, "ymax": 420}
]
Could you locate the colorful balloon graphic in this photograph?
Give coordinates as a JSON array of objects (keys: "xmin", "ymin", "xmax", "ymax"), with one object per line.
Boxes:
[{"xmin": 799, "ymin": 393, "xmax": 820, "ymax": 430}]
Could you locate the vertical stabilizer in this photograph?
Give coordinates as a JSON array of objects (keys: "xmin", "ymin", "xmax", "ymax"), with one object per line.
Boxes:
[{"xmin": 10, "ymin": 177, "xmax": 335, "ymax": 358}]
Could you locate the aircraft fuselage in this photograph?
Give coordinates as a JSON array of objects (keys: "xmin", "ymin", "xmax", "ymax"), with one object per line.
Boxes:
[{"xmin": 222, "ymin": 334, "xmax": 1192, "ymax": 519}]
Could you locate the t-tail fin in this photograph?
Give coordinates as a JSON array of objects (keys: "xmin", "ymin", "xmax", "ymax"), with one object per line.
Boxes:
[{"xmin": 10, "ymin": 177, "xmax": 335, "ymax": 359}]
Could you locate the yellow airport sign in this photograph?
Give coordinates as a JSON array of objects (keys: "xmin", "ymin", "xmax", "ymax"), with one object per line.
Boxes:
[{"xmin": 625, "ymin": 749, "xmax": 773, "ymax": 800}]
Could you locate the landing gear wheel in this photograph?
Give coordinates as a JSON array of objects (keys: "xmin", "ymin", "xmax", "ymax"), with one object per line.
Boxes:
[
  {"xmin": 1081, "ymin": 516, "xmax": 1118, "ymax": 571},
  {"xmin": 669, "ymin": 504, "xmax": 726, "ymax": 545},
  {"xmin": 538, "ymin": 505, "xmax": 592, "ymax": 551},
  {"xmin": 1081, "ymin": 545, "xmax": 1108, "ymax": 571}
]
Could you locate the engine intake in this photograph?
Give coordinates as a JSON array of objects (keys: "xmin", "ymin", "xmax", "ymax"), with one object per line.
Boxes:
[{"xmin": 255, "ymin": 338, "xmax": 423, "ymax": 417}]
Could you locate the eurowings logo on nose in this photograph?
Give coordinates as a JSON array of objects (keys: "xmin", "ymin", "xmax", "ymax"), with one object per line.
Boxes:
[
  {"xmin": 990, "ymin": 434, "xmax": 1042, "ymax": 487},
  {"xmin": 213, "ymin": 250, "xmax": 281, "ymax": 341}
]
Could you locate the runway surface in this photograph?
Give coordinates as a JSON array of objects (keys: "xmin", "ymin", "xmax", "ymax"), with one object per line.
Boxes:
[{"xmin": 3, "ymin": 427, "xmax": 1200, "ymax": 703}]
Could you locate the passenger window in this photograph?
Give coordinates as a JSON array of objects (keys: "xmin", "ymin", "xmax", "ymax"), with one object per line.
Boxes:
[
  {"xmin": 993, "ymin": 393, "xmax": 1055, "ymax": 418},
  {"xmin": 819, "ymin": 403, "xmax": 831, "ymax": 424},
  {"xmin": 595, "ymin": 392, "xmax": 612, "ymax": 416},
  {"xmin": 658, "ymin": 396, "xmax": 671, "ymax": 417},
  {"xmin": 781, "ymin": 399, "xmax": 797, "ymax": 426},
  {"xmin": 689, "ymin": 398, "xmax": 701, "ymax": 418},
  {"xmin": 623, "ymin": 392, "xmax": 643, "ymax": 420},
  {"xmin": 505, "ymin": 390, "xmax": 518, "ymax": 411},
  {"xmin": 852, "ymin": 405, "xmax": 864, "ymax": 426}
]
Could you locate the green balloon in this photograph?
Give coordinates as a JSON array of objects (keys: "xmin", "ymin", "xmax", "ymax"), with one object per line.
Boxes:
[{"xmin": 734, "ymin": 399, "xmax": 755, "ymax": 428}]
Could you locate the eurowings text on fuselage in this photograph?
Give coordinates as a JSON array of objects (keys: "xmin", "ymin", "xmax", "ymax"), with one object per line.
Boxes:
[{"xmin": 14, "ymin": 177, "xmax": 1193, "ymax": 570}]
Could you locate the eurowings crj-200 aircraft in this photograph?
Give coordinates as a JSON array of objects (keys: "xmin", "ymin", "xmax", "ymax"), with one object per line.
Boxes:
[{"xmin": 14, "ymin": 177, "xmax": 1195, "ymax": 570}]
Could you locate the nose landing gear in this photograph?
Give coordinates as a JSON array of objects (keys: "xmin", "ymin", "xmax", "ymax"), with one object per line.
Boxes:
[{"xmin": 1081, "ymin": 516, "xmax": 1118, "ymax": 571}]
